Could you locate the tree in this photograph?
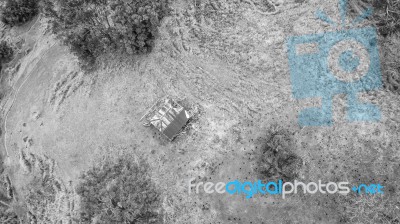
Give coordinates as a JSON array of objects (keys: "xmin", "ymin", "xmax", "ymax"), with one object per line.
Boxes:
[
  {"xmin": 76, "ymin": 157, "xmax": 162, "ymax": 224},
  {"xmin": 1, "ymin": 0, "xmax": 39, "ymax": 26},
  {"xmin": 41, "ymin": 0, "xmax": 170, "ymax": 68}
]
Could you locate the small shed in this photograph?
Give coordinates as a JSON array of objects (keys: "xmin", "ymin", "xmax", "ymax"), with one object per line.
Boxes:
[{"xmin": 141, "ymin": 98, "xmax": 191, "ymax": 141}]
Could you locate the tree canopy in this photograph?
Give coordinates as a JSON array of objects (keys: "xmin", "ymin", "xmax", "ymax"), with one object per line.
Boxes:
[
  {"xmin": 76, "ymin": 157, "xmax": 162, "ymax": 224},
  {"xmin": 1, "ymin": 0, "xmax": 39, "ymax": 26},
  {"xmin": 42, "ymin": 0, "xmax": 170, "ymax": 68}
]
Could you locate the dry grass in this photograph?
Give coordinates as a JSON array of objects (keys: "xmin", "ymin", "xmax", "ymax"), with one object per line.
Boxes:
[{"xmin": 342, "ymin": 194, "xmax": 400, "ymax": 224}]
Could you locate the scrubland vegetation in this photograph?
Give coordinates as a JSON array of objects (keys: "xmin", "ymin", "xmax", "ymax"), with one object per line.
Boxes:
[
  {"xmin": 350, "ymin": 0, "xmax": 400, "ymax": 94},
  {"xmin": 0, "ymin": 0, "xmax": 398, "ymax": 223},
  {"xmin": 76, "ymin": 157, "xmax": 162, "ymax": 224},
  {"xmin": 256, "ymin": 126, "xmax": 303, "ymax": 182},
  {"xmin": 1, "ymin": 0, "xmax": 39, "ymax": 27},
  {"xmin": 0, "ymin": 40, "xmax": 13, "ymax": 72}
]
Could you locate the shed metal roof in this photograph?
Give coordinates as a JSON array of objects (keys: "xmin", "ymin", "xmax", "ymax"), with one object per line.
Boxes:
[{"xmin": 141, "ymin": 98, "xmax": 191, "ymax": 141}]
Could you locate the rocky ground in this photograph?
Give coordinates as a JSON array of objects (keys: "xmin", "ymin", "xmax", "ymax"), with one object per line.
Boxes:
[{"xmin": 0, "ymin": 0, "xmax": 399, "ymax": 223}]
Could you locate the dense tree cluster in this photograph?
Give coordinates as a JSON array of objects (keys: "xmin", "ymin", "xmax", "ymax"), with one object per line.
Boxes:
[
  {"xmin": 41, "ymin": 0, "xmax": 170, "ymax": 68},
  {"xmin": 76, "ymin": 158, "xmax": 162, "ymax": 224},
  {"xmin": 1, "ymin": 0, "xmax": 39, "ymax": 26}
]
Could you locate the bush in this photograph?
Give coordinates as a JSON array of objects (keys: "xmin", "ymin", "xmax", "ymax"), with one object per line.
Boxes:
[
  {"xmin": 0, "ymin": 41, "xmax": 13, "ymax": 63},
  {"xmin": 0, "ymin": 206, "xmax": 19, "ymax": 224},
  {"xmin": 25, "ymin": 176, "xmax": 58, "ymax": 223},
  {"xmin": 256, "ymin": 126, "xmax": 303, "ymax": 182},
  {"xmin": 349, "ymin": 0, "xmax": 400, "ymax": 36},
  {"xmin": 349, "ymin": 0, "xmax": 400, "ymax": 94},
  {"xmin": 0, "ymin": 40, "xmax": 13, "ymax": 72},
  {"xmin": 1, "ymin": 0, "xmax": 39, "ymax": 27},
  {"xmin": 41, "ymin": 0, "xmax": 170, "ymax": 68},
  {"xmin": 76, "ymin": 157, "xmax": 162, "ymax": 224}
]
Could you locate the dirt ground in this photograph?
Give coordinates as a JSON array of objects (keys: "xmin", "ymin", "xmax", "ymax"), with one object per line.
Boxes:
[{"xmin": 1, "ymin": 0, "xmax": 400, "ymax": 223}]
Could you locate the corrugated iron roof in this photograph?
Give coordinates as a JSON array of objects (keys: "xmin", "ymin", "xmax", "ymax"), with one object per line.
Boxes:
[{"xmin": 142, "ymin": 98, "xmax": 191, "ymax": 141}]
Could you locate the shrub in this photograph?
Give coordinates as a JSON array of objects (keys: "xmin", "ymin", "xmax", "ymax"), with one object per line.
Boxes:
[
  {"xmin": 256, "ymin": 126, "xmax": 303, "ymax": 182},
  {"xmin": 41, "ymin": 0, "xmax": 170, "ymax": 68},
  {"xmin": 25, "ymin": 176, "xmax": 58, "ymax": 223},
  {"xmin": 0, "ymin": 41, "xmax": 13, "ymax": 64},
  {"xmin": 0, "ymin": 40, "xmax": 13, "ymax": 72},
  {"xmin": 0, "ymin": 206, "xmax": 19, "ymax": 224},
  {"xmin": 76, "ymin": 157, "xmax": 162, "ymax": 224},
  {"xmin": 1, "ymin": 0, "xmax": 39, "ymax": 27},
  {"xmin": 349, "ymin": 0, "xmax": 400, "ymax": 94},
  {"xmin": 349, "ymin": 0, "xmax": 400, "ymax": 36}
]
